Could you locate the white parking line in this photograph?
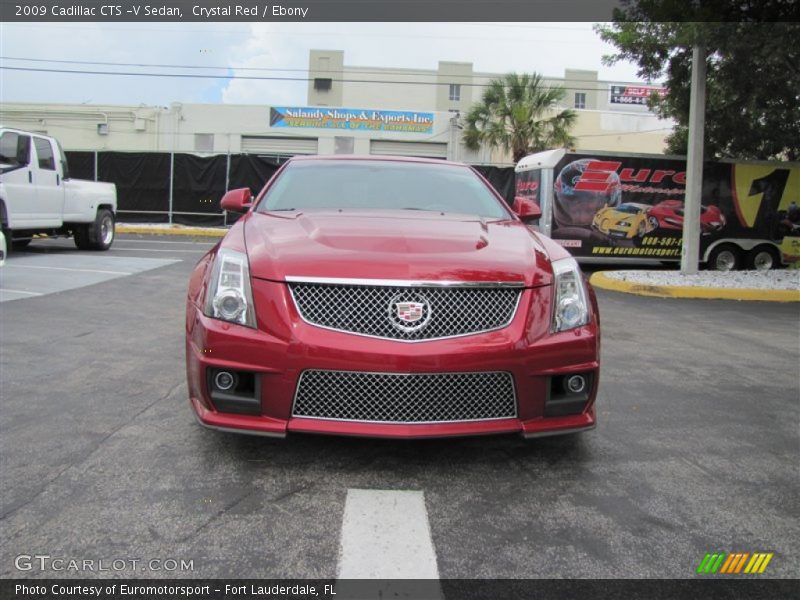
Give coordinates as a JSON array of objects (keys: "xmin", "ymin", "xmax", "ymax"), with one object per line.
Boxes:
[
  {"xmin": 0, "ymin": 288, "xmax": 43, "ymax": 296},
  {"xmin": 0, "ymin": 255, "xmax": 179, "ymax": 302},
  {"xmin": 337, "ymin": 489, "xmax": 440, "ymax": 579},
  {"xmin": 115, "ymin": 239, "xmax": 216, "ymax": 245},
  {"xmin": 108, "ymin": 248, "xmax": 205, "ymax": 253},
  {"xmin": 5, "ymin": 265, "xmax": 131, "ymax": 275}
]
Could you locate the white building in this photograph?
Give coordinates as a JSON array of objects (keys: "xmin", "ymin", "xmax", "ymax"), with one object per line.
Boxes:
[{"xmin": 0, "ymin": 50, "xmax": 672, "ymax": 164}]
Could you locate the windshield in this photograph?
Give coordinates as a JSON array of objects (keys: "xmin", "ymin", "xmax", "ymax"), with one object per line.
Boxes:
[{"xmin": 257, "ymin": 160, "xmax": 511, "ymax": 219}]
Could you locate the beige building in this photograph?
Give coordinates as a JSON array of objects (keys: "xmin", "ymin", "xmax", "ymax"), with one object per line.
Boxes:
[
  {"xmin": 307, "ymin": 50, "xmax": 672, "ymax": 162},
  {"xmin": 0, "ymin": 50, "xmax": 672, "ymax": 164}
]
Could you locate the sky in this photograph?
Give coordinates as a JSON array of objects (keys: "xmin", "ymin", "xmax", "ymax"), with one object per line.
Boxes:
[{"xmin": 0, "ymin": 22, "xmax": 648, "ymax": 107}]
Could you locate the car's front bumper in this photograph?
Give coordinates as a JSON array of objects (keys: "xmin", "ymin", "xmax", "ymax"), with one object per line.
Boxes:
[{"xmin": 185, "ymin": 282, "xmax": 599, "ymax": 440}]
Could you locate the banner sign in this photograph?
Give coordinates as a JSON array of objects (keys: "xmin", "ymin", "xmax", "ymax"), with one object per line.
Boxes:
[
  {"xmin": 517, "ymin": 153, "xmax": 800, "ymax": 261},
  {"xmin": 609, "ymin": 84, "xmax": 667, "ymax": 110},
  {"xmin": 269, "ymin": 107, "xmax": 434, "ymax": 134}
]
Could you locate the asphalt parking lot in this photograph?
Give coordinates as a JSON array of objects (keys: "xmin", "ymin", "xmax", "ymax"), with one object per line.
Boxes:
[{"xmin": 0, "ymin": 234, "xmax": 798, "ymax": 580}]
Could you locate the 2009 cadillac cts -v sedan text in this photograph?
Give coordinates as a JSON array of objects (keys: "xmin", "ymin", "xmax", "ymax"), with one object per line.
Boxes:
[{"xmin": 185, "ymin": 156, "xmax": 599, "ymax": 439}]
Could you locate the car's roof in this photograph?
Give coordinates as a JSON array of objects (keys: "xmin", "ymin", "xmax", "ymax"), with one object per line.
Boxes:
[{"xmin": 287, "ymin": 154, "xmax": 469, "ymax": 168}]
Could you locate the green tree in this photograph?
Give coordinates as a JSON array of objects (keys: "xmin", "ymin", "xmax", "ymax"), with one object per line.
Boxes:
[
  {"xmin": 596, "ymin": 4, "xmax": 800, "ymax": 160},
  {"xmin": 463, "ymin": 73, "xmax": 577, "ymax": 164}
]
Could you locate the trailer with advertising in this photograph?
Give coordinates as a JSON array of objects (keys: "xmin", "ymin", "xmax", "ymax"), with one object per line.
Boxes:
[{"xmin": 515, "ymin": 149, "xmax": 800, "ymax": 270}]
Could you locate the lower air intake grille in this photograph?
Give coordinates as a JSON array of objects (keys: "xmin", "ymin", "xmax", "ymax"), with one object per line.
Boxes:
[{"xmin": 292, "ymin": 370, "xmax": 517, "ymax": 423}]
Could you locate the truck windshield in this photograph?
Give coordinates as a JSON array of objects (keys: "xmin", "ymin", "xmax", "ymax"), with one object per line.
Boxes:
[{"xmin": 257, "ymin": 160, "xmax": 510, "ymax": 219}]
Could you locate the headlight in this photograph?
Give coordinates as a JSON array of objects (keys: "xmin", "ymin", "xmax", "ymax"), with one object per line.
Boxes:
[
  {"xmin": 204, "ymin": 248, "xmax": 257, "ymax": 328},
  {"xmin": 552, "ymin": 257, "xmax": 590, "ymax": 333}
]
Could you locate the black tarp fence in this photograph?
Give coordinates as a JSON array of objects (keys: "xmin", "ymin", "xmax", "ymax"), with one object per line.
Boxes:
[
  {"xmin": 64, "ymin": 151, "xmax": 514, "ymax": 226},
  {"xmin": 99, "ymin": 152, "xmax": 172, "ymax": 223},
  {"xmin": 64, "ymin": 151, "xmax": 95, "ymax": 181},
  {"xmin": 473, "ymin": 165, "xmax": 516, "ymax": 205},
  {"xmin": 172, "ymin": 154, "xmax": 228, "ymax": 226}
]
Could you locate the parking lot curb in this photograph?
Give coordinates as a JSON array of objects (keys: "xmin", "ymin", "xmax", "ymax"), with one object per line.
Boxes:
[
  {"xmin": 116, "ymin": 225, "xmax": 227, "ymax": 237},
  {"xmin": 590, "ymin": 271, "xmax": 800, "ymax": 302}
]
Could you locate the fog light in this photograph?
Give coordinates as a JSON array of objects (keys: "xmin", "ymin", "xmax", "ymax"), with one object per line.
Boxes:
[
  {"xmin": 214, "ymin": 370, "xmax": 237, "ymax": 391},
  {"xmin": 565, "ymin": 374, "xmax": 586, "ymax": 394}
]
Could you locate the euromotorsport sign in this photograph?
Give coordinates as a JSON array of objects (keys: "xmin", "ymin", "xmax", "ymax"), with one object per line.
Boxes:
[{"xmin": 269, "ymin": 107, "xmax": 434, "ymax": 134}]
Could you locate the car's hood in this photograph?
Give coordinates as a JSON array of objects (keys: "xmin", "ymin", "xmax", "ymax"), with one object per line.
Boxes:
[{"xmin": 243, "ymin": 209, "xmax": 553, "ymax": 286}]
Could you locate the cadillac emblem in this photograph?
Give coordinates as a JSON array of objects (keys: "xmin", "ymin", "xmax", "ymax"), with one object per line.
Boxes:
[
  {"xmin": 388, "ymin": 295, "xmax": 431, "ymax": 333},
  {"xmin": 396, "ymin": 302, "xmax": 425, "ymax": 323}
]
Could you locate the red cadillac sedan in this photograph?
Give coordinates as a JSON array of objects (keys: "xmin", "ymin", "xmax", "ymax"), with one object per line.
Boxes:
[{"xmin": 185, "ymin": 156, "xmax": 599, "ymax": 439}]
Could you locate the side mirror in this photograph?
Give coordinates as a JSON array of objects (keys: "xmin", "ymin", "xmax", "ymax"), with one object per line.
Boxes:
[
  {"xmin": 512, "ymin": 196, "xmax": 542, "ymax": 222},
  {"xmin": 221, "ymin": 188, "xmax": 253, "ymax": 213}
]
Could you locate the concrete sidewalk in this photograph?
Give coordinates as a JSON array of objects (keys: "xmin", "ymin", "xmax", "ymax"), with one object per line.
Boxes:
[
  {"xmin": 590, "ymin": 270, "xmax": 800, "ymax": 302},
  {"xmin": 117, "ymin": 223, "xmax": 227, "ymax": 237}
]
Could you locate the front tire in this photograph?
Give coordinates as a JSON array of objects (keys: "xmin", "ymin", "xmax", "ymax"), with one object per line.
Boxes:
[
  {"xmin": 74, "ymin": 209, "xmax": 115, "ymax": 251},
  {"xmin": 94, "ymin": 209, "xmax": 115, "ymax": 250}
]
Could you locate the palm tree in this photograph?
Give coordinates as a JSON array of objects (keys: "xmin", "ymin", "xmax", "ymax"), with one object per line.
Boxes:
[{"xmin": 463, "ymin": 73, "xmax": 577, "ymax": 163}]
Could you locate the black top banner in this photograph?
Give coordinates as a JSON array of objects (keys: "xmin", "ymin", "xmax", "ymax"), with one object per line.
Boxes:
[
  {"xmin": 1, "ymin": 0, "xmax": 619, "ymax": 22},
  {"xmin": 1, "ymin": 0, "xmax": 793, "ymax": 22}
]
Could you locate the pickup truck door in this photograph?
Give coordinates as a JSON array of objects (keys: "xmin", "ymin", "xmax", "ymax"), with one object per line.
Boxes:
[
  {"xmin": 0, "ymin": 131, "xmax": 38, "ymax": 228},
  {"xmin": 31, "ymin": 136, "xmax": 64, "ymax": 226}
]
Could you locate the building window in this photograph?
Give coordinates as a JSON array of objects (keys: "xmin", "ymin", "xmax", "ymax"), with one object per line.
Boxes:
[
  {"xmin": 314, "ymin": 78, "xmax": 332, "ymax": 91},
  {"xmin": 334, "ymin": 136, "xmax": 355, "ymax": 155},
  {"xmin": 449, "ymin": 84, "xmax": 461, "ymax": 102},
  {"xmin": 194, "ymin": 134, "xmax": 214, "ymax": 153},
  {"xmin": 574, "ymin": 92, "xmax": 586, "ymax": 109}
]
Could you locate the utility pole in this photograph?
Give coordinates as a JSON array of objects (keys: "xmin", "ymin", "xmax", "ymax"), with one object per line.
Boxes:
[{"xmin": 681, "ymin": 44, "xmax": 707, "ymax": 274}]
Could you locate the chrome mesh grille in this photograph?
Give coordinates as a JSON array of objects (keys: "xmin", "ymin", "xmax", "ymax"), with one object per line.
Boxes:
[
  {"xmin": 292, "ymin": 370, "xmax": 517, "ymax": 423},
  {"xmin": 288, "ymin": 282, "xmax": 521, "ymax": 341}
]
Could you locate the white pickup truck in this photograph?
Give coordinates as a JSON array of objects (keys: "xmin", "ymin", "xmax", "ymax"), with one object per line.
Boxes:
[{"xmin": 0, "ymin": 127, "xmax": 117, "ymax": 252}]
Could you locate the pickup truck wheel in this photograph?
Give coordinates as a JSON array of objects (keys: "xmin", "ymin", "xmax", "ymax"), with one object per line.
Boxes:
[
  {"xmin": 77, "ymin": 209, "xmax": 115, "ymax": 251},
  {"xmin": 92, "ymin": 209, "xmax": 115, "ymax": 250},
  {"xmin": 73, "ymin": 225, "xmax": 92, "ymax": 250}
]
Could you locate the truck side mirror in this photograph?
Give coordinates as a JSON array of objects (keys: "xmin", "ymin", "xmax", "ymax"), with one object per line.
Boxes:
[
  {"xmin": 221, "ymin": 188, "xmax": 253, "ymax": 213},
  {"xmin": 512, "ymin": 196, "xmax": 542, "ymax": 222}
]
